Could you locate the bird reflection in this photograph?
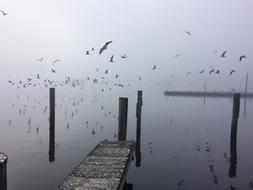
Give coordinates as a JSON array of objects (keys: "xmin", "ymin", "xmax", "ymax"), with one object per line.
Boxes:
[{"xmin": 177, "ymin": 179, "xmax": 184, "ymax": 187}]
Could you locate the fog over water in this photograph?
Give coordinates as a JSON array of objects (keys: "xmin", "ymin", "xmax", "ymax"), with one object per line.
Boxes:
[{"xmin": 1, "ymin": 1, "xmax": 253, "ymax": 190}]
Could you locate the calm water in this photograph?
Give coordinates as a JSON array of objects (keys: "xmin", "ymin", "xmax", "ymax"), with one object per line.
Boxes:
[{"xmin": 1, "ymin": 85, "xmax": 253, "ymax": 190}]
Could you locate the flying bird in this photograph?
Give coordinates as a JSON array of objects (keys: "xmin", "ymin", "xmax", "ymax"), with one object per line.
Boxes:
[
  {"xmin": 37, "ymin": 57, "xmax": 44, "ymax": 62},
  {"xmin": 199, "ymin": 69, "xmax": 205, "ymax": 74},
  {"xmin": 105, "ymin": 69, "xmax": 109, "ymax": 74},
  {"xmin": 215, "ymin": 70, "xmax": 220, "ymax": 74},
  {"xmin": 210, "ymin": 68, "xmax": 215, "ymax": 75},
  {"xmin": 85, "ymin": 51, "xmax": 90, "ymax": 55},
  {"xmin": 174, "ymin": 54, "xmax": 183, "ymax": 58},
  {"xmin": 52, "ymin": 59, "xmax": 60, "ymax": 65},
  {"xmin": 221, "ymin": 50, "xmax": 227, "ymax": 58},
  {"xmin": 0, "ymin": 10, "xmax": 7, "ymax": 16},
  {"xmin": 229, "ymin": 70, "xmax": 235, "ymax": 76},
  {"xmin": 239, "ymin": 55, "xmax": 246, "ymax": 62},
  {"xmin": 152, "ymin": 65, "xmax": 157, "ymax": 70},
  {"xmin": 99, "ymin": 41, "xmax": 112, "ymax": 54},
  {"xmin": 121, "ymin": 54, "xmax": 127, "ymax": 59},
  {"xmin": 185, "ymin": 31, "xmax": 191, "ymax": 36},
  {"xmin": 51, "ymin": 69, "xmax": 56, "ymax": 73},
  {"xmin": 109, "ymin": 55, "xmax": 114, "ymax": 63}
]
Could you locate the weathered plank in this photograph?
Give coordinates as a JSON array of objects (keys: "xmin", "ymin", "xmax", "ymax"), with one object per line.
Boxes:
[{"xmin": 57, "ymin": 140, "xmax": 134, "ymax": 190}]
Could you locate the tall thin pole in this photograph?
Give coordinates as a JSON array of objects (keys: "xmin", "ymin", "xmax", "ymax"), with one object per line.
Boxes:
[
  {"xmin": 49, "ymin": 88, "xmax": 55, "ymax": 162},
  {"xmin": 118, "ymin": 97, "xmax": 128, "ymax": 141},
  {"xmin": 136, "ymin": 91, "xmax": 143, "ymax": 167},
  {"xmin": 229, "ymin": 93, "xmax": 240, "ymax": 178}
]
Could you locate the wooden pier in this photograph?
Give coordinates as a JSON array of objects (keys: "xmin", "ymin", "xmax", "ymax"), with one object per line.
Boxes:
[{"xmin": 57, "ymin": 140, "xmax": 134, "ymax": 190}]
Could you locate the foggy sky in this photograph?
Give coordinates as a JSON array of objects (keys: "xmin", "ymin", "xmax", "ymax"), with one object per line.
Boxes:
[{"xmin": 1, "ymin": 0, "xmax": 253, "ymax": 91}]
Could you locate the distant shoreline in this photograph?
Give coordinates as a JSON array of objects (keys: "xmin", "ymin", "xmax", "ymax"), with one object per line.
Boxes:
[{"xmin": 164, "ymin": 91, "xmax": 253, "ymax": 98}]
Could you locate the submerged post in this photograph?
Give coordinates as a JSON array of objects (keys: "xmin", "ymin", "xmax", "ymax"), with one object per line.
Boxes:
[
  {"xmin": 118, "ymin": 97, "xmax": 128, "ymax": 141},
  {"xmin": 229, "ymin": 93, "xmax": 240, "ymax": 178},
  {"xmin": 0, "ymin": 153, "xmax": 8, "ymax": 190},
  {"xmin": 49, "ymin": 88, "xmax": 55, "ymax": 162},
  {"xmin": 136, "ymin": 91, "xmax": 143, "ymax": 167}
]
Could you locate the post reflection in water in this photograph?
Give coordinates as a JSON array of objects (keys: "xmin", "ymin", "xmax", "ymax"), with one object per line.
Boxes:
[
  {"xmin": 229, "ymin": 93, "xmax": 240, "ymax": 178},
  {"xmin": 49, "ymin": 88, "xmax": 55, "ymax": 163},
  {"xmin": 135, "ymin": 90, "xmax": 143, "ymax": 168}
]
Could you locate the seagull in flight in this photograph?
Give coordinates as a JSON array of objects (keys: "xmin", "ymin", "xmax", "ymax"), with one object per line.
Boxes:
[
  {"xmin": 37, "ymin": 57, "xmax": 44, "ymax": 62},
  {"xmin": 109, "ymin": 55, "xmax": 114, "ymax": 63},
  {"xmin": 229, "ymin": 70, "xmax": 235, "ymax": 76},
  {"xmin": 52, "ymin": 59, "xmax": 60, "ymax": 65},
  {"xmin": 185, "ymin": 31, "xmax": 191, "ymax": 36},
  {"xmin": 99, "ymin": 41, "xmax": 112, "ymax": 54},
  {"xmin": 152, "ymin": 65, "xmax": 157, "ymax": 70},
  {"xmin": 51, "ymin": 69, "xmax": 56, "ymax": 73},
  {"xmin": 121, "ymin": 54, "xmax": 127, "ymax": 59},
  {"xmin": 239, "ymin": 55, "xmax": 247, "ymax": 62},
  {"xmin": 0, "ymin": 10, "xmax": 7, "ymax": 16},
  {"xmin": 210, "ymin": 68, "xmax": 215, "ymax": 75},
  {"xmin": 199, "ymin": 69, "xmax": 205, "ymax": 74},
  {"xmin": 174, "ymin": 54, "xmax": 183, "ymax": 58},
  {"xmin": 221, "ymin": 50, "xmax": 227, "ymax": 58}
]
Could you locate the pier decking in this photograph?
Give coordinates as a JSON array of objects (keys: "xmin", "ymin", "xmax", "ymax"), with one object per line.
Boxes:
[{"xmin": 57, "ymin": 140, "xmax": 134, "ymax": 190}]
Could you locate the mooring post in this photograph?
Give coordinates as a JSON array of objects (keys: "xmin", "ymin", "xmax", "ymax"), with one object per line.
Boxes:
[
  {"xmin": 0, "ymin": 153, "xmax": 8, "ymax": 190},
  {"xmin": 118, "ymin": 97, "xmax": 128, "ymax": 141},
  {"xmin": 229, "ymin": 93, "xmax": 240, "ymax": 178},
  {"xmin": 136, "ymin": 91, "xmax": 143, "ymax": 167},
  {"xmin": 49, "ymin": 88, "xmax": 55, "ymax": 162}
]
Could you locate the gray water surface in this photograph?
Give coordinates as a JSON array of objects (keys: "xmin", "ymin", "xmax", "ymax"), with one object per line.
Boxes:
[{"xmin": 0, "ymin": 87, "xmax": 253, "ymax": 190}]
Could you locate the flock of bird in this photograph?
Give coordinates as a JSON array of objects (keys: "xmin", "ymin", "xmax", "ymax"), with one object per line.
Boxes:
[{"xmin": 2, "ymin": 7, "xmax": 252, "ymax": 190}]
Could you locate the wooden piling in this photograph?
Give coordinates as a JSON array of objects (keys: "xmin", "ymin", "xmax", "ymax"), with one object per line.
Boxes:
[
  {"xmin": 229, "ymin": 93, "xmax": 240, "ymax": 178},
  {"xmin": 0, "ymin": 153, "xmax": 7, "ymax": 190},
  {"xmin": 49, "ymin": 88, "xmax": 55, "ymax": 162},
  {"xmin": 118, "ymin": 98, "xmax": 128, "ymax": 141},
  {"xmin": 135, "ymin": 91, "xmax": 142, "ymax": 167}
]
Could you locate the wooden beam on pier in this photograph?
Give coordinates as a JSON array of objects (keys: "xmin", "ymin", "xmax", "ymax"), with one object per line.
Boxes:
[{"xmin": 57, "ymin": 140, "xmax": 134, "ymax": 190}]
